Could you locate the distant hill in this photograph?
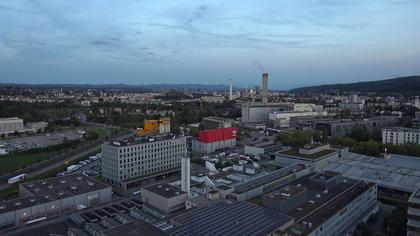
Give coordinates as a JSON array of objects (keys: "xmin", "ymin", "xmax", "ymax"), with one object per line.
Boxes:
[
  {"xmin": 0, "ymin": 83, "xmax": 231, "ymax": 92},
  {"xmin": 291, "ymin": 76, "xmax": 420, "ymax": 95}
]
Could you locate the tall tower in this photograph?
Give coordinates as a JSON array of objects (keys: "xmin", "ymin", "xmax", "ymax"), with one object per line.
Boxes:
[
  {"xmin": 181, "ymin": 156, "xmax": 190, "ymax": 197},
  {"xmin": 262, "ymin": 73, "xmax": 268, "ymax": 103},
  {"xmin": 229, "ymin": 79, "xmax": 233, "ymax": 101}
]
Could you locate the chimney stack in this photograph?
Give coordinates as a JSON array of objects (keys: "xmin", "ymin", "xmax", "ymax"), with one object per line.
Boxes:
[
  {"xmin": 181, "ymin": 156, "xmax": 190, "ymax": 197},
  {"xmin": 262, "ymin": 73, "xmax": 268, "ymax": 103},
  {"xmin": 229, "ymin": 79, "xmax": 233, "ymax": 101}
]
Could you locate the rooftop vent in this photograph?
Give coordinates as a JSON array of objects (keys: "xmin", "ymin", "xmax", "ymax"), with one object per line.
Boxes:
[
  {"xmin": 28, "ymin": 184, "xmax": 34, "ymax": 188},
  {"xmin": 165, "ymin": 188, "xmax": 170, "ymax": 191},
  {"xmin": 29, "ymin": 198, "xmax": 35, "ymax": 202},
  {"xmin": 176, "ymin": 192, "xmax": 180, "ymax": 195},
  {"xmin": 58, "ymin": 192, "xmax": 64, "ymax": 196},
  {"xmin": 60, "ymin": 180, "xmax": 66, "ymax": 184},
  {"xmin": 296, "ymin": 208, "xmax": 302, "ymax": 211},
  {"xmin": 34, "ymin": 188, "xmax": 40, "ymax": 192},
  {"xmin": 76, "ymin": 176, "xmax": 83, "ymax": 181},
  {"xmin": 42, "ymin": 181, "xmax": 47, "ymax": 185},
  {"xmin": 48, "ymin": 185, "xmax": 53, "ymax": 189},
  {"xmin": 316, "ymin": 194, "xmax": 321, "ymax": 198},
  {"xmin": 71, "ymin": 186, "xmax": 77, "ymax": 190},
  {"xmin": 87, "ymin": 181, "xmax": 94, "ymax": 186},
  {"xmin": 323, "ymin": 190, "xmax": 328, "ymax": 194},
  {"xmin": 157, "ymin": 185, "xmax": 162, "ymax": 188},
  {"xmin": 308, "ymin": 200, "xmax": 315, "ymax": 204},
  {"xmin": 15, "ymin": 202, "xmax": 21, "ymax": 206},
  {"xmin": 44, "ymin": 195, "xmax": 49, "ymax": 199}
]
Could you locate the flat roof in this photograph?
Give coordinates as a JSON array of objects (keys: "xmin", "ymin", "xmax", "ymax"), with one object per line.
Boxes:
[
  {"xmin": 0, "ymin": 174, "xmax": 110, "ymax": 213},
  {"xmin": 293, "ymin": 181, "xmax": 375, "ymax": 234},
  {"xmin": 232, "ymin": 164, "xmax": 307, "ymax": 195},
  {"xmin": 383, "ymin": 127, "xmax": 420, "ymax": 133},
  {"xmin": 168, "ymin": 201, "xmax": 293, "ymax": 236},
  {"xmin": 278, "ymin": 148, "xmax": 337, "ymax": 160},
  {"xmin": 102, "ymin": 219, "xmax": 169, "ymax": 236},
  {"xmin": 265, "ymin": 185, "xmax": 306, "ymax": 203},
  {"xmin": 107, "ymin": 134, "xmax": 184, "ymax": 147},
  {"xmin": 142, "ymin": 183, "xmax": 185, "ymax": 199}
]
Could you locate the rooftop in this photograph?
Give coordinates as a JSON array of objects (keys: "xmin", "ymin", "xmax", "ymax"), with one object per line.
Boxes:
[
  {"xmin": 265, "ymin": 185, "xmax": 306, "ymax": 203},
  {"xmin": 107, "ymin": 134, "xmax": 184, "ymax": 147},
  {"xmin": 278, "ymin": 148, "xmax": 337, "ymax": 160},
  {"xmin": 167, "ymin": 201, "xmax": 293, "ymax": 236},
  {"xmin": 142, "ymin": 183, "xmax": 186, "ymax": 199},
  {"xmin": 102, "ymin": 219, "xmax": 169, "ymax": 236},
  {"xmin": 0, "ymin": 174, "xmax": 110, "ymax": 213},
  {"xmin": 383, "ymin": 127, "xmax": 420, "ymax": 133},
  {"xmin": 232, "ymin": 164, "xmax": 307, "ymax": 195}
]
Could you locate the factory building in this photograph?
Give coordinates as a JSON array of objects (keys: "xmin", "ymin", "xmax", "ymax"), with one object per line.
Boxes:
[
  {"xmin": 269, "ymin": 111, "xmax": 330, "ymax": 129},
  {"xmin": 382, "ymin": 127, "xmax": 420, "ymax": 145},
  {"xmin": 262, "ymin": 171, "xmax": 378, "ymax": 236},
  {"xmin": 0, "ymin": 117, "xmax": 24, "ymax": 136},
  {"xmin": 191, "ymin": 127, "xmax": 237, "ymax": 154},
  {"xmin": 316, "ymin": 116, "xmax": 397, "ymax": 137},
  {"xmin": 275, "ymin": 144, "xmax": 339, "ymax": 169},
  {"xmin": 101, "ymin": 134, "xmax": 187, "ymax": 190},
  {"xmin": 0, "ymin": 174, "xmax": 112, "ymax": 229},
  {"xmin": 141, "ymin": 183, "xmax": 187, "ymax": 214},
  {"xmin": 225, "ymin": 164, "xmax": 312, "ymax": 201},
  {"xmin": 201, "ymin": 116, "xmax": 233, "ymax": 130},
  {"xmin": 167, "ymin": 201, "xmax": 294, "ymax": 236},
  {"xmin": 408, "ymin": 188, "xmax": 420, "ymax": 236},
  {"xmin": 242, "ymin": 102, "xmax": 290, "ymax": 123}
]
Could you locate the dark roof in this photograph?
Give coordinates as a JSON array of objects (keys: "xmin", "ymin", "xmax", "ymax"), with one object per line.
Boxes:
[
  {"xmin": 102, "ymin": 219, "xmax": 169, "ymax": 236},
  {"xmin": 278, "ymin": 148, "xmax": 337, "ymax": 160},
  {"xmin": 168, "ymin": 201, "xmax": 293, "ymax": 236},
  {"xmin": 142, "ymin": 183, "xmax": 186, "ymax": 199},
  {"xmin": 232, "ymin": 164, "xmax": 307, "ymax": 195}
]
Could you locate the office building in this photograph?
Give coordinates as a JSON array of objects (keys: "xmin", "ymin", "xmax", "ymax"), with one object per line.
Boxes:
[
  {"xmin": 0, "ymin": 174, "xmax": 112, "ymax": 229},
  {"xmin": 383, "ymin": 127, "xmax": 420, "ymax": 145},
  {"xmin": 101, "ymin": 134, "xmax": 187, "ymax": 190},
  {"xmin": 408, "ymin": 188, "xmax": 420, "ymax": 236},
  {"xmin": 191, "ymin": 127, "xmax": 237, "ymax": 153},
  {"xmin": 0, "ymin": 117, "xmax": 24, "ymax": 136}
]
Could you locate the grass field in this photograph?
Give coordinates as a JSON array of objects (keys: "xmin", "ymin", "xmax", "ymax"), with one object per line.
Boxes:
[
  {"xmin": 83, "ymin": 127, "xmax": 109, "ymax": 139},
  {"xmin": 0, "ymin": 150, "xmax": 63, "ymax": 176}
]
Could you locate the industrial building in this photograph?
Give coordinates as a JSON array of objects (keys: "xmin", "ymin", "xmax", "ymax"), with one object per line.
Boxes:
[
  {"xmin": 0, "ymin": 174, "xmax": 112, "ymax": 229},
  {"xmin": 241, "ymin": 102, "xmax": 290, "ymax": 123},
  {"xmin": 191, "ymin": 127, "xmax": 237, "ymax": 153},
  {"xmin": 201, "ymin": 116, "xmax": 233, "ymax": 130},
  {"xmin": 101, "ymin": 134, "xmax": 187, "ymax": 190},
  {"xmin": 136, "ymin": 117, "xmax": 171, "ymax": 136},
  {"xmin": 320, "ymin": 152, "xmax": 420, "ymax": 193},
  {"xmin": 316, "ymin": 116, "xmax": 397, "ymax": 137},
  {"xmin": 382, "ymin": 127, "xmax": 420, "ymax": 145},
  {"xmin": 261, "ymin": 171, "xmax": 378, "ymax": 236},
  {"xmin": 269, "ymin": 110, "xmax": 330, "ymax": 129},
  {"xmin": 225, "ymin": 164, "xmax": 312, "ymax": 201},
  {"xmin": 408, "ymin": 188, "xmax": 420, "ymax": 236},
  {"xmin": 0, "ymin": 117, "xmax": 24, "ymax": 136},
  {"xmin": 141, "ymin": 183, "xmax": 187, "ymax": 213},
  {"xmin": 244, "ymin": 141, "xmax": 286, "ymax": 157},
  {"xmin": 275, "ymin": 144, "xmax": 339, "ymax": 169},
  {"xmin": 167, "ymin": 201, "xmax": 294, "ymax": 236},
  {"xmin": 293, "ymin": 103, "xmax": 323, "ymax": 112}
]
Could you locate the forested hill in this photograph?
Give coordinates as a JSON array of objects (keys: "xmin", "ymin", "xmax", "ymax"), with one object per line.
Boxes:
[{"xmin": 291, "ymin": 76, "xmax": 420, "ymax": 95}]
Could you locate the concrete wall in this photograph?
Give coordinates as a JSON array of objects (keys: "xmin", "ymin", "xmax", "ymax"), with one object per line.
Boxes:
[{"xmin": 141, "ymin": 188, "xmax": 187, "ymax": 213}]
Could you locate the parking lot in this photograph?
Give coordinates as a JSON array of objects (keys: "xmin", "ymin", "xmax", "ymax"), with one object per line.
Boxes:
[{"xmin": 0, "ymin": 130, "xmax": 82, "ymax": 153}]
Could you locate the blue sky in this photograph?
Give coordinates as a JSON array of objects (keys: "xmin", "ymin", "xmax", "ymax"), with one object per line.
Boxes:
[{"xmin": 0, "ymin": 0, "xmax": 419, "ymax": 89}]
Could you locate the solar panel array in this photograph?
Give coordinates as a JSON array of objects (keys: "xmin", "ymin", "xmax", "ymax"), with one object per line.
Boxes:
[{"xmin": 168, "ymin": 201, "xmax": 292, "ymax": 236}]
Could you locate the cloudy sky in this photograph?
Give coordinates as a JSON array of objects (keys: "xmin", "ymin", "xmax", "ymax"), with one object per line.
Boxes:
[{"xmin": 0, "ymin": 0, "xmax": 419, "ymax": 89}]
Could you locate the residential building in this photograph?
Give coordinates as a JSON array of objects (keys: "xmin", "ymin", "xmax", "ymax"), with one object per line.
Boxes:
[
  {"xmin": 408, "ymin": 188, "xmax": 420, "ymax": 236},
  {"xmin": 101, "ymin": 134, "xmax": 187, "ymax": 190}
]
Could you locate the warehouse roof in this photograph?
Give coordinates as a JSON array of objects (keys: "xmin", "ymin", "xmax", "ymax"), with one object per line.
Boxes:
[
  {"xmin": 142, "ymin": 183, "xmax": 186, "ymax": 199},
  {"xmin": 167, "ymin": 201, "xmax": 293, "ymax": 236}
]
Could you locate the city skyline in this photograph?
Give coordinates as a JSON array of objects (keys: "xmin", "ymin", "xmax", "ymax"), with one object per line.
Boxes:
[{"xmin": 0, "ymin": 0, "xmax": 420, "ymax": 89}]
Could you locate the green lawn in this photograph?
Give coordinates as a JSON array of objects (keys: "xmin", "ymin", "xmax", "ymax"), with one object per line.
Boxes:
[
  {"xmin": 84, "ymin": 127, "xmax": 108, "ymax": 139},
  {"xmin": 0, "ymin": 150, "xmax": 63, "ymax": 176}
]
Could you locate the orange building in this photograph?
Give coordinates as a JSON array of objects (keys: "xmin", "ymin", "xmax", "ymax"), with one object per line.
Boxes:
[{"xmin": 137, "ymin": 117, "xmax": 171, "ymax": 136}]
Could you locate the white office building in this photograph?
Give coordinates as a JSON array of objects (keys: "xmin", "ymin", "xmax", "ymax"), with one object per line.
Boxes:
[
  {"xmin": 382, "ymin": 127, "xmax": 420, "ymax": 145},
  {"xmin": 101, "ymin": 135, "xmax": 187, "ymax": 190}
]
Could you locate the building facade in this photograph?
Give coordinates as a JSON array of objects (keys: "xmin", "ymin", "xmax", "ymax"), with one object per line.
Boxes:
[
  {"xmin": 101, "ymin": 135, "xmax": 187, "ymax": 190},
  {"xmin": 0, "ymin": 117, "xmax": 24, "ymax": 136},
  {"xmin": 192, "ymin": 127, "xmax": 237, "ymax": 154},
  {"xmin": 383, "ymin": 127, "xmax": 420, "ymax": 145},
  {"xmin": 408, "ymin": 188, "xmax": 420, "ymax": 236}
]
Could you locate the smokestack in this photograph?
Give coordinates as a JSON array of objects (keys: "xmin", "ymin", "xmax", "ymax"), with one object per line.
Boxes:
[
  {"xmin": 181, "ymin": 156, "xmax": 190, "ymax": 197},
  {"xmin": 262, "ymin": 73, "xmax": 268, "ymax": 103},
  {"xmin": 229, "ymin": 79, "xmax": 233, "ymax": 101}
]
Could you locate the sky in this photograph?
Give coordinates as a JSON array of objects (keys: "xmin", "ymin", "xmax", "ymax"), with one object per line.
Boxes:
[{"xmin": 0, "ymin": 0, "xmax": 419, "ymax": 89}]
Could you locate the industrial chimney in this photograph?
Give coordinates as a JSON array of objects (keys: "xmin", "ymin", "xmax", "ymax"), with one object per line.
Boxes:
[
  {"xmin": 229, "ymin": 79, "xmax": 233, "ymax": 101},
  {"xmin": 262, "ymin": 73, "xmax": 268, "ymax": 103},
  {"xmin": 181, "ymin": 156, "xmax": 190, "ymax": 197}
]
